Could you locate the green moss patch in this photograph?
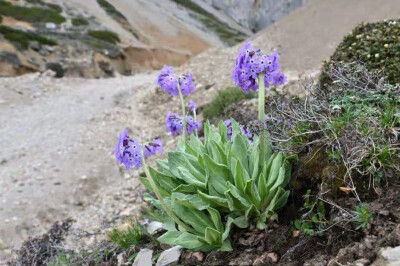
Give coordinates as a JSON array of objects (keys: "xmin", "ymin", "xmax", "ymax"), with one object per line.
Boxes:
[
  {"xmin": 203, "ymin": 86, "xmax": 256, "ymax": 122},
  {"xmin": 0, "ymin": 1, "xmax": 65, "ymax": 24},
  {"xmin": 71, "ymin": 17, "xmax": 89, "ymax": 27},
  {"xmin": 321, "ymin": 19, "xmax": 400, "ymax": 86},
  {"xmin": 0, "ymin": 25, "xmax": 57, "ymax": 50},
  {"xmin": 96, "ymin": 0, "xmax": 127, "ymax": 22},
  {"xmin": 88, "ymin": 30, "xmax": 120, "ymax": 44}
]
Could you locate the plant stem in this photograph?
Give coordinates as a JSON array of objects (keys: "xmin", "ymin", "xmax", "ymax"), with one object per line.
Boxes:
[
  {"xmin": 177, "ymin": 83, "xmax": 187, "ymax": 140},
  {"xmin": 193, "ymin": 109, "xmax": 198, "ymax": 137},
  {"xmin": 258, "ymin": 74, "xmax": 266, "ymax": 166},
  {"xmin": 141, "ymin": 158, "xmax": 196, "ymax": 234}
]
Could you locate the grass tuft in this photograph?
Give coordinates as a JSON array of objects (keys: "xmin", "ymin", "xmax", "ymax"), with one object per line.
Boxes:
[
  {"xmin": 71, "ymin": 17, "xmax": 89, "ymax": 27},
  {"xmin": 88, "ymin": 30, "xmax": 120, "ymax": 44},
  {"xmin": 0, "ymin": 25, "xmax": 57, "ymax": 50}
]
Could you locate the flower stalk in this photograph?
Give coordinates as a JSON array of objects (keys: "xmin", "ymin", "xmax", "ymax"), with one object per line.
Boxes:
[
  {"xmin": 177, "ymin": 82, "xmax": 187, "ymax": 140},
  {"xmin": 141, "ymin": 158, "xmax": 196, "ymax": 234},
  {"xmin": 258, "ymin": 73, "xmax": 266, "ymax": 165}
]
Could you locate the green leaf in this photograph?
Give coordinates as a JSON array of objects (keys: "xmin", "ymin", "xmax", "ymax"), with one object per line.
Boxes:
[
  {"xmin": 257, "ymin": 172, "xmax": 268, "ymax": 206},
  {"xmin": 204, "ymin": 154, "xmax": 231, "ymax": 194},
  {"xmin": 295, "ymin": 220, "xmax": 302, "ymax": 230},
  {"xmin": 198, "ymin": 191, "xmax": 229, "ymax": 210},
  {"xmin": 222, "ymin": 217, "xmax": 234, "ymax": 241},
  {"xmin": 158, "ymin": 231, "xmax": 204, "ymax": 250},
  {"xmin": 172, "ymin": 192, "xmax": 209, "ymax": 210},
  {"xmin": 268, "ymin": 165, "xmax": 288, "ymax": 192},
  {"xmin": 168, "ymin": 151, "xmax": 206, "ymax": 183},
  {"xmin": 226, "ymin": 182, "xmax": 251, "ymax": 208},
  {"xmin": 149, "ymin": 166, "xmax": 182, "ymax": 191},
  {"xmin": 233, "ymin": 159, "xmax": 250, "ymax": 192},
  {"xmin": 230, "ymin": 119, "xmax": 241, "ymax": 139},
  {"xmin": 207, "ymin": 207, "xmax": 223, "ymax": 232},
  {"xmin": 232, "ymin": 215, "xmax": 249, "ymax": 228},
  {"xmin": 204, "ymin": 227, "xmax": 222, "ymax": 246},
  {"xmin": 172, "ymin": 204, "xmax": 213, "ymax": 234},
  {"xmin": 245, "ymin": 204, "xmax": 260, "ymax": 220},
  {"xmin": 209, "ymin": 140, "xmax": 228, "ymax": 165},
  {"xmin": 172, "ymin": 184, "xmax": 198, "ymax": 193},
  {"xmin": 225, "ymin": 191, "xmax": 247, "ymax": 211},
  {"xmin": 231, "ymin": 134, "xmax": 249, "ymax": 173},
  {"xmin": 219, "ymin": 239, "xmax": 233, "ymax": 251},
  {"xmin": 249, "ymin": 141, "xmax": 260, "ymax": 180},
  {"xmin": 189, "ymin": 134, "xmax": 205, "ymax": 154},
  {"xmin": 176, "ymin": 167, "xmax": 206, "ymax": 188},
  {"xmin": 272, "ymin": 190, "xmax": 290, "ymax": 211},
  {"xmin": 218, "ymin": 120, "xmax": 228, "ymax": 143},
  {"xmin": 266, "ymin": 153, "xmax": 283, "ymax": 188},
  {"xmin": 244, "ymin": 179, "xmax": 261, "ymax": 207}
]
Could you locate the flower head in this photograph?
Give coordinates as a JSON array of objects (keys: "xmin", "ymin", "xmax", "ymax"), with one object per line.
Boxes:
[
  {"xmin": 115, "ymin": 130, "xmax": 143, "ymax": 170},
  {"xmin": 157, "ymin": 65, "xmax": 195, "ymax": 96},
  {"xmin": 224, "ymin": 119, "xmax": 232, "ymax": 140},
  {"xmin": 186, "ymin": 116, "xmax": 201, "ymax": 134},
  {"xmin": 166, "ymin": 112, "xmax": 184, "ymax": 136},
  {"xmin": 188, "ymin": 101, "xmax": 196, "ymax": 112},
  {"xmin": 144, "ymin": 139, "xmax": 163, "ymax": 158},
  {"xmin": 157, "ymin": 65, "xmax": 179, "ymax": 96},
  {"xmin": 179, "ymin": 73, "xmax": 195, "ymax": 95},
  {"xmin": 232, "ymin": 42, "xmax": 287, "ymax": 93}
]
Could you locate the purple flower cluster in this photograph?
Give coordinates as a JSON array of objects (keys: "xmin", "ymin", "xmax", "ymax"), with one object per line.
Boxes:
[
  {"xmin": 232, "ymin": 42, "xmax": 287, "ymax": 94},
  {"xmin": 224, "ymin": 119, "xmax": 253, "ymax": 142},
  {"xmin": 157, "ymin": 65, "xmax": 195, "ymax": 96},
  {"xmin": 115, "ymin": 130, "xmax": 163, "ymax": 170},
  {"xmin": 166, "ymin": 113, "xmax": 200, "ymax": 136},
  {"xmin": 115, "ymin": 130, "xmax": 143, "ymax": 170}
]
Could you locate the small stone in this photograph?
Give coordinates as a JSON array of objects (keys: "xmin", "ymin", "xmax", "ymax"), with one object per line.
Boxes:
[
  {"xmin": 379, "ymin": 210, "xmax": 390, "ymax": 216},
  {"xmin": 0, "ymin": 238, "xmax": 8, "ymax": 250},
  {"xmin": 156, "ymin": 246, "xmax": 182, "ymax": 266},
  {"xmin": 133, "ymin": 249, "xmax": 153, "ymax": 266},
  {"xmin": 81, "ymin": 175, "xmax": 87, "ymax": 180},
  {"xmin": 147, "ymin": 221, "xmax": 167, "ymax": 235},
  {"xmin": 354, "ymin": 258, "xmax": 370, "ymax": 266},
  {"xmin": 253, "ymin": 252, "xmax": 279, "ymax": 265},
  {"xmin": 381, "ymin": 246, "xmax": 400, "ymax": 261}
]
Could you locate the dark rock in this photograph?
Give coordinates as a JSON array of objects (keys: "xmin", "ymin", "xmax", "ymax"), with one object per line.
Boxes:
[
  {"xmin": 46, "ymin": 62, "xmax": 64, "ymax": 78},
  {"xmin": 29, "ymin": 41, "xmax": 41, "ymax": 52},
  {"xmin": 0, "ymin": 52, "xmax": 21, "ymax": 68}
]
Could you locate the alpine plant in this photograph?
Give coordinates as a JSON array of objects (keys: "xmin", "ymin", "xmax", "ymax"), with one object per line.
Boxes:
[{"xmin": 113, "ymin": 45, "xmax": 290, "ymax": 252}]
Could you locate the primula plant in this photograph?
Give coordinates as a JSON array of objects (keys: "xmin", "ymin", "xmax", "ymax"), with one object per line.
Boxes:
[{"xmin": 114, "ymin": 43, "xmax": 289, "ymax": 251}]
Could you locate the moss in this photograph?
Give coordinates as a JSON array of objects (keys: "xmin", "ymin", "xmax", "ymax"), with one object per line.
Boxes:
[
  {"xmin": 0, "ymin": 25, "xmax": 57, "ymax": 50},
  {"xmin": 171, "ymin": 0, "xmax": 246, "ymax": 46},
  {"xmin": 321, "ymin": 19, "xmax": 400, "ymax": 86},
  {"xmin": 0, "ymin": 1, "xmax": 65, "ymax": 24},
  {"xmin": 88, "ymin": 30, "xmax": 120, "ymax": 44},
  {"xmin": 71, "ymin": 17, "xmax": 89, "ymax": 27},
  {"xmin": 203, "ymin": 87, "xmax": 256, "ymax": 122},
  {"xmin": 25, "ymin": 0, "xmax": 62, "ymax": 13}
]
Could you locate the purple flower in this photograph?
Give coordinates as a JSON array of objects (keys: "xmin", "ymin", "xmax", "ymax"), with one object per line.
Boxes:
[
  {"xmin": 166, "ymin": 112, "xmax": 184, "ymax": 136},
  {"xmin": 241, "ymin": 125, "xmax": 254, "ymax": 143},
  {"xmin": 157, "ymin": 65, "xmax": 195, "ymax": 96},
  {"xmin": 179, "ymin": 73, "xmax": 195, "ymax": 95},
  {"xmin": 144, "ymin": 139, "xmax": 163, "ymax": 158},
  {"xmin": 186, "ymin": 116, "xmax": 201, "ymax": 134},
  {"xmin": 115, "ymin": 130, "xmax": 143, "ymax": 170},
  {"xmin": 224, "ymin": 119, "xmax": 232, "ymax": 140},
  {"xmin": 157, "ymin": 65, "xmax": 179, "ymax": 96},
  {"xmin": 188, "ymin": 101, "xmax": 196, "ymax": 112},
  {"xmin": 232, "ymin": 42, "xmax": 286, "ymax": 94}
]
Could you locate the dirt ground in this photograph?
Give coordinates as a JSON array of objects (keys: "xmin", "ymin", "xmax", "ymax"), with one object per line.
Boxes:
[{"xmin": 2, "ymin": 0, "xmax": 400, "ymax": 263}]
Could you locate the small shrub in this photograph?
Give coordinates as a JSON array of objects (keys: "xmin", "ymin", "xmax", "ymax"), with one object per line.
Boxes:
[
  {"xmin": 107, "ymin": 221, "xmax": 149, "ymax": 249},
  {"xmin": 321, "ymin": 19, "xmax": 400, "ymax": 86},
  {"xmin": 0, "ymin": 25, "xmax": 57, "ymax": 50},
  {"xmin": 203, "ymin": 86, "xmax": 256, "ymax": 123},
  {"xmin": 0, "ymin": 1, "xmax": 65, "ymax": 24},
  {"xmin": 96, "ymin": 0, "xmax": 126, "ymax": 21},
  {"xmin": 71, "ymin": 17, "xmax": 89, "ymax": 27},
  {"xmin": 88, "ymin": 30, "xmax": 120, "ymax": 44},
  {"xmin": 352, "ymin": 204, "xmax": 372, "ymax": 230}
]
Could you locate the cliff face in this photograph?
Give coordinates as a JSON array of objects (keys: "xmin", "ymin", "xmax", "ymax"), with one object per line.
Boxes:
[{"xmin": 200, "ymin": 0, "xmax": 307, "ymax": 32}]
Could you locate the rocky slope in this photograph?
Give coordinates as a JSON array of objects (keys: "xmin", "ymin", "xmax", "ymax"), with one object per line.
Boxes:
[{"xmin": 2, "ymin": 0, "xmax": 400, "ymax": 263}]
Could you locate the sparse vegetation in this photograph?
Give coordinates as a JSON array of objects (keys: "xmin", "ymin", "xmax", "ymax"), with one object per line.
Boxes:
[
  {"xmin": 0, "ymin": 1, "xmax": 65, "ymax": 24},
  {"xmin": 88, "ymin": 30, "xmax": 120, "ymax": 44},
  {"xmin": 96, "ymin": 0, "xmax": 127, "ymax": 22},
  {"xmin": 352, "ymin": 204, "xmax": 372, "ymax": 230},
  {"xmin": 71, "ymin": 17, "xmax": 89, "ymax": 27},
  {"xmin": 0, "ymin": 25, "xmax": 57, "ymax": 50},
  {"xmin": 171, "ymin": 0, "xmax": 246, "ymax": 45},
  {"xmin": 203, "ymin": 86, "xmax": 256, "ymax": 122},
  {"xmin": 107, "ymin": 221, "xmax": 151, "ymax": 249}
]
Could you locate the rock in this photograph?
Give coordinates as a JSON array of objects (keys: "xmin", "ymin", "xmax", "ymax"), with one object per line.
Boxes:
[
  {"xmin": 182, "ymin": 252, "xmax": 204, "ymax": 264},
  {"xmin": 29, "ymin": 41, "xmax": 41, "ymax": 52},
  {"xmin": 45, "ymin": 62, "xmax": 64, "ymax": 78},
  {"xmin": 41, "ymin": 69, "xmax": 57, "ymax": 78},
  {"xmin": 253, "ymin": 252, "xmax": 279, "ymax": 265},
  {"xmin": 0, "ymin": 238, "xmax": 8, "ymax": 250},
  {"xmin": 381, "ymin": 246, "xmax": 400, "ymax": 261},
  {"xmin": 0, "ymin": 52, "xmax": 21, "ymax": 68},
  {"xmin": 45, "ymin": 23, "xmax": 57, "ymax": 29},
  {"xmin": 119, "ymin": 206, "xmax": 137, "ymax": 217},
  {"xmin": 147, "ymin": 221, "xmax": 167, "ymax": 235},
  {"xmin": 133, "ymin": 248, "xmax": 153, "ymax": 266},
  {"xmin": 354, "ymin": 258, "xmax": 370, "ymax": 266},
  {"xmin": 378, "ymin": 210, "xmax": 390, "ymax": 216},
  {"xmin": 156, "ymin": 246, "xmax": 182, "ymax": 266}
]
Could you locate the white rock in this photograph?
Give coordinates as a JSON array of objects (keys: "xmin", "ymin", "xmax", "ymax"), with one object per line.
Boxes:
[
  {"xmin": 156, "ymin": 246, "xmax": 182, "ymax": 266},
  {"xmin": 147, "ymin": 221, "xmax": 167, "ymax": 235},
  {"xmin": 133, "ymin": 248, "xmax": 153, "ymax": 266},
  {"xmin": 382, "ymin": 246, "xmax": 400, "ymax": 261},
  {"xmin": 45, "ymin": 23, "xmax": 57, "ymax": 29}
]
